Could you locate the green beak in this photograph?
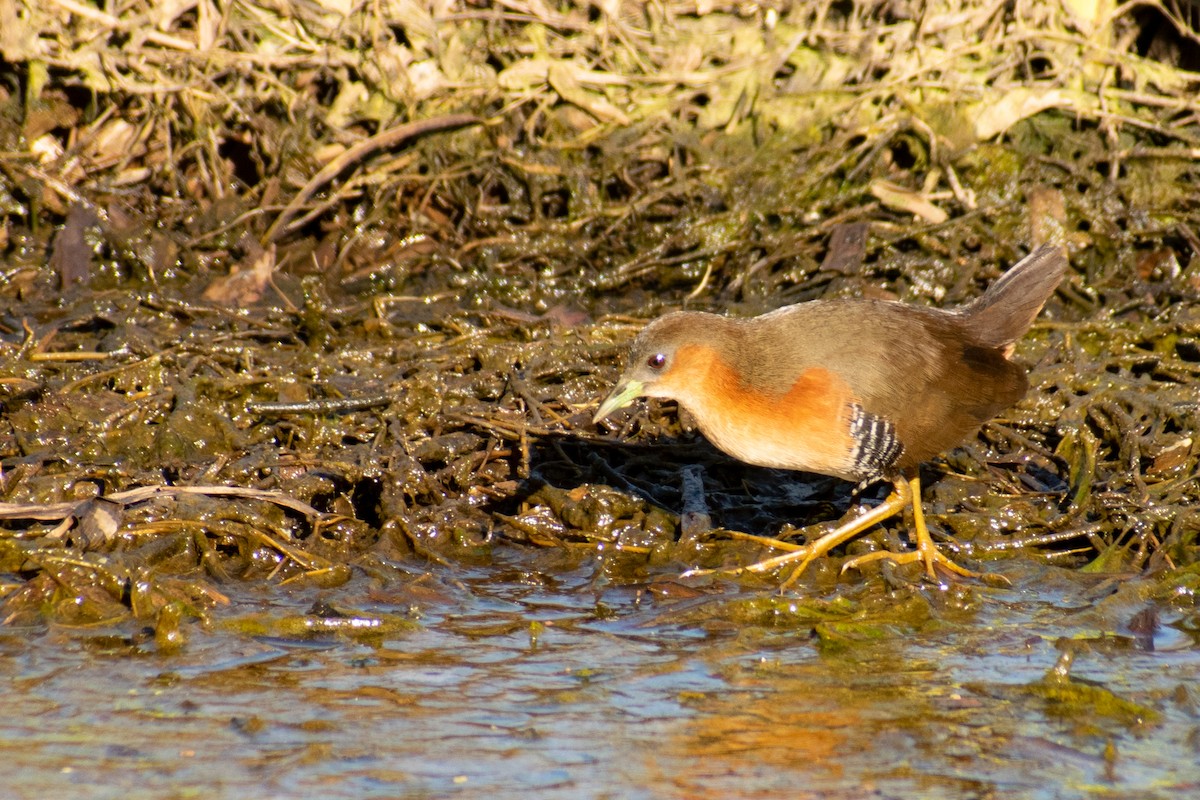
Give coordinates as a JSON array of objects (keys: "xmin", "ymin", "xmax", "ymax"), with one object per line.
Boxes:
[{"xmin": 593, "ymin": 379, "xmax": 646, "ymax": 424}]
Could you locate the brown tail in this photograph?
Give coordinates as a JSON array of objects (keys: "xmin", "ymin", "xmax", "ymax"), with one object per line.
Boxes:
[{"xmin": 961, "ymin": 243, "xmax": 1067, "ymax": 350}]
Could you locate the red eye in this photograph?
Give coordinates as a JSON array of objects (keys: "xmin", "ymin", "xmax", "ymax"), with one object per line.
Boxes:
[{"xmin": 647, "ymin": 353, "xmax": 667, "ymax": 369}]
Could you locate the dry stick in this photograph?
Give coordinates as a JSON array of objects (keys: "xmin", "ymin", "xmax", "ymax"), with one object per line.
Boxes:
[
  {"xmin": 449, "ymin": 411, "xmax": 560, "ymax": 442},
  {"xmin": 27, "ymin": 351, "xmax": 113, "ymax": 362},
  {"xmin": 0, "ymin": 485, "xmax": 322, "ymax": 525},
  {"xmin": 678, "ymin": 464, "xmax": 712, "ymax": 544},
  {"xmin": 264, "ymin": 114, "xmax": 483, "ymax": 243},
  {"xmin": 48, "ymin": 0, "xmax": 195, "ymax": 50},
  {"xmin": 248, "ymin": 394, "xmax": 395, "ymax": 415}
]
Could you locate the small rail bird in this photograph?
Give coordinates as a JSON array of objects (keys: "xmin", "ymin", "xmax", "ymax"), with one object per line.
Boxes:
[{"xmin": 593, "ymin": 244, "xmax": 1067, "ymax": 581}]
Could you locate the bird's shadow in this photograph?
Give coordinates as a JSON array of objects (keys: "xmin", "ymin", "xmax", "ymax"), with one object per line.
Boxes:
[{"xmin": 489, "ymin": 423, "xmax": 890, "ymax": 542}]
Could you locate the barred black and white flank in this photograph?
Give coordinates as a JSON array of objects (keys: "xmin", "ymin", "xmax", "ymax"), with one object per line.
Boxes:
[{"xmin": 847, "ymin": 402, "xmax": 903, "ymax": 482}]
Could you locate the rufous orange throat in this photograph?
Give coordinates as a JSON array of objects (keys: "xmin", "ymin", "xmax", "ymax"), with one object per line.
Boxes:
[{"xmin": 594, "ymin": 244, "xmax": 1067, "ymax": 583}]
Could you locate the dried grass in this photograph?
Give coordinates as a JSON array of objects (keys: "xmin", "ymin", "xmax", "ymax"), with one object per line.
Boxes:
[{"xmin": 3, "ymin": 0, "xmax": 1198, "ymax": 238}]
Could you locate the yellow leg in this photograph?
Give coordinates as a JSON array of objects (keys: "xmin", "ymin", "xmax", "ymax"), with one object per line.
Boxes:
[
  {"xmin": 838, "ymin": 474, "xmax": 978, "ymax": 581},
  {"xmin": 682, "ymin": 474, "xmax": 978, "ymax": 585},
  {"xmin": 681, "ymin": 480, "xmax": 909, "ymax": 582}
]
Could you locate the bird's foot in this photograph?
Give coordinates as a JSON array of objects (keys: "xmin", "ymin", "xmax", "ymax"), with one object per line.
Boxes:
[
  {"xmin": 681, "ymin": 485, "xmax": 911, "ymax": 586},
  {"xmin": 840, "ymin": 542, "xmax": 977, "ymax": 581},
  {"xmin": 721, "ymin": 530, "xmax": 809, "ymax": 552},
  {"xmin": 679, "ymin": 544, "xmax": 821, "ymax": 580}
]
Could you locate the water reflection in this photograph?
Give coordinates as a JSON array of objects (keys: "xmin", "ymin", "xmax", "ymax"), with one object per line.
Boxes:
[{"xmin": 2, "ymin": 558, "xmax": 1198, "ymax": 798}]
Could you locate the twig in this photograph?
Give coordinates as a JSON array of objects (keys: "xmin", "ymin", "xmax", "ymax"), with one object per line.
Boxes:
[{"xmin": 265, "ymin": 114, "xmax": 484, "ymax": 242}]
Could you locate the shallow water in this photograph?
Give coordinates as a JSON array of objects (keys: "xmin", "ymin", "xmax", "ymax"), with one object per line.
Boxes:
[{"xmin": 4, "ymin": 555, "xmax": 1196, "ymax": 800}]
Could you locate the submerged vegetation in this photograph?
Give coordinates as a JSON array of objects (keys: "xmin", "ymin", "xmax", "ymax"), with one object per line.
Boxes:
[{"xmin": 0, "ymin": 0, "xmax": 1197, "ymax": 641}]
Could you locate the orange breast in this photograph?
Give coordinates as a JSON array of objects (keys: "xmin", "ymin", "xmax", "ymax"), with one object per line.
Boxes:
[{"xmin": 661, "ymin": 344, "xmax": 860, "ymax": 479}]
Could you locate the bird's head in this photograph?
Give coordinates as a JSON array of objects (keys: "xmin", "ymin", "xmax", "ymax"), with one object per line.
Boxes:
[{"xmin": 593, "ymin": 312, "xmax": 725, "ymax": 424}]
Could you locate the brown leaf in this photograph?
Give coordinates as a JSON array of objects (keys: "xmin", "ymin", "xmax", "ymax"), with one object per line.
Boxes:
[
  {"xmin": 869, "ymin": 179, "xmax": 948, "ymax": 224},
  {"xmin": 71, "ymin": 497, "xmax": 124, "ymax": 550},
  {"xmin": 821, "ymin": 222, "xmax": 870, "ymax": 275},
  {"xmin": 201, "ymin": 242, "xmax": 276, "ymax": 306},
  {"xmin": 48, "ymin": 204, "xmax": 99, "ymax": 289}
]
